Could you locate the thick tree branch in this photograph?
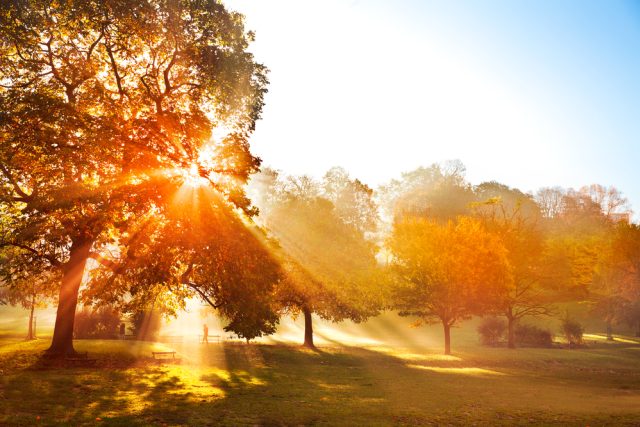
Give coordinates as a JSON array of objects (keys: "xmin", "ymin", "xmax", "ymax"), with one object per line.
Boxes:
[
  {"xmin": 180, "ymin": 261, "xmax": 194, "ymax": 284},
  {"xmin": 0, "ymin": 241, "xmax": 61, "ymax": 267},
  {"xmin": 0, "ymin": 164, "xmax": 32, "ymax": 201},
  {"xmin": 104, "ymin": 38, "xmax": 125, "ymax": 97},
  {"xmin": 86, "ymin": 31, "xmax": 103, "ymax": 60},
  {"xmin": 185, "ymin": 281, "xmax": 221, "ymax": 309},
  {"xmin": 162, "ymin": 48, "xmax": 179, "ymax": 95}
]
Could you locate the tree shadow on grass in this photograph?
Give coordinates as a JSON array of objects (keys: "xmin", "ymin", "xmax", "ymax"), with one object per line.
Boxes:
[
  {"xmin": 1, "ymin": 342, "xmax": 392, "ymax": 425},
  {"xmin": 197, "ymin": 343, "xmax": 390, "ymax": 426},
  {"xmin": 2, "ymin": 341, "xmax": 640, "ymax": 426}
]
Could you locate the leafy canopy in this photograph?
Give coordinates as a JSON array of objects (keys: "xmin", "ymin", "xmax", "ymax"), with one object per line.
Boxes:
[
  {"xmin": 0, "ymin": 0, "xmax": 268, "ymax": 268},
  {"xmin": 389, "ymin": 215, "xmax": 512, "ymax": 326}
]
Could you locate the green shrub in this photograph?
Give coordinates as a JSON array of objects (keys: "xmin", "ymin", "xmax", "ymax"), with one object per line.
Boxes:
[
  {"xmin": 515, "ymin": 323, "xmax": 553, "ymax": 347},
  {"xmin": 477, "ymin": 317, "xmax": 506, "ymax": 346}
]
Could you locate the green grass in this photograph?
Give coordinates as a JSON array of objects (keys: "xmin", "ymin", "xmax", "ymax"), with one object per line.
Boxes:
[{"xmin": 1, "ymin": 330, "xmax": 640, "ymax": 426}]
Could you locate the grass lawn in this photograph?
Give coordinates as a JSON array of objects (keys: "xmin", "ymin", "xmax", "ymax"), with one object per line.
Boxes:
[{"xmin": 1, "ymin": 329, "xmax": 640, "ymax": 426}]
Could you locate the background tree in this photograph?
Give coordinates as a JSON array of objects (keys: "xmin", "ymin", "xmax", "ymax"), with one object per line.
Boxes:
[
  {"xmin": 253, "ymin": 169, "xmax": 381, "ymax": 348},
  {"xmin": 0, "ymin": 270, "xmax": 58, "ymax": 340},
  {"xmin": 579, "ymin": 184, "xmax": 630, "ymax": 217},
  {"xmin": 388, "ymin": 216, "xmax": 512, "ymax": 355},
  {"xmin": 536, "ymin": 187, "xmax": 565, "ymax": 219},
  {"xmin": 534, "ymin": 185, "xmax": 609, "ymax": 299},
  {"xmin": 128, "ymin": 309, "xmax": 163, "ymax": 341},
  {"xmin": 473, "ymin": 182, "xmax": 554, "ymax": 348},
  {"xmin": 620, "ymin": 300, "xmax": 640, "ymax": 337},
  {"xmin": 0, "ymin": 236, "xmax": 58, "ymax": 340},
  {"xmin": 591, "ymin": 222, "xmax": 640, "ymax": 339},
  {"xmin": 539, "ymin": 184, "xmax": 631, "ymax": 339},
  {"xmin": 378, "ymin": 161, "xmax": 474, "ymax": 225},
  {"xmin": 555, "ymin": 188, "xmax": 611, "ymax": 232},
  {"xmin": 322, "ymin": 166, "xmax": 378, "ymax": 235},
  {"xmin": 0, "ymin": 0, "xmax": 267, "ymax": 356},
  {"xmin": 74, "ymin": 305, "xmax": 121, "ymax": 339}
]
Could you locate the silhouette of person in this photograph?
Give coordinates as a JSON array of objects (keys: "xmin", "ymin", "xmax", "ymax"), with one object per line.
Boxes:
[
  {"xmin": 202, "ymin": 324, "xmax": 209, "ymax": 344},
  {"xmin": 119, "ymin": 323, "xmax": 126, "ymax": 340}
]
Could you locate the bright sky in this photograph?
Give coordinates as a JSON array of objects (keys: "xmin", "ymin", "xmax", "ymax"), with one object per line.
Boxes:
[{"xmin": 226, "ymin": 0, "xmax": 640, "ymax": 216}]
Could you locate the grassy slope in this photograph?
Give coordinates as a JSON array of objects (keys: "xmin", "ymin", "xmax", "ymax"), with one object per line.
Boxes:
[{"xmin": 1, "ymin": 326, "xmax": 640, "ymax": 426}]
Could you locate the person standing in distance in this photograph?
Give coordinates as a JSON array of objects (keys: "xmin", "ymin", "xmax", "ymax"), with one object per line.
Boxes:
[{"xmin": 202, "ymin": 324, "xmax": 209, "ymax": 344}]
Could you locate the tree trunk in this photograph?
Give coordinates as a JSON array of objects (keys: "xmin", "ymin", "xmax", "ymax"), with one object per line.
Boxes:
[
  {"xmin": 26, "ymin": 298, "xmax": 35, "ymax": 340},
  {"xmin": 507, "ymin": 315, "xmax": 516, "ymax": 349},
  {"xmin": 46, "ymin": 238, "xmax": 92, "ymax": 357},
  {"xmin": 443, "ymin": 322, "xmax": 451, "ymax": 355},
  {"xmin": 303, "ymin": 306, "xmax": 314, "ymax": 348}
]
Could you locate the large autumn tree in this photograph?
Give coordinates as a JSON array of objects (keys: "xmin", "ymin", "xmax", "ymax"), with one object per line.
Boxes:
[
  {"xmin": 388, "ymin": 216, "xmax": 512, "ymax": 355},
  {"xmin": 84, "ymin": 186, "xmax": 283, "ymax": 341},
  {"xmin": 0, "ymin": 0, "xmax": 268, "ymax": 356}
]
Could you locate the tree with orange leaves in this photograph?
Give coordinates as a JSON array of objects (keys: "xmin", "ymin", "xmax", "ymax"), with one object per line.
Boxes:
[
  {"xmin": 472, "ymin": 181, "xmax": 555, "ymax": 349},
  {"xmin": 84, "ymin": 186, "xmax": 283, "ymax": 341},
  {"xmin": 388, "ymin": 216, "xmax": 512, "ymax": 355},
  {"xmin": 590, "ymin": 222, "xmax": 640, "ymax": 338},
  {"xmin": 0, "ymin": 0, "xmax": 268, "ymax": 356}
]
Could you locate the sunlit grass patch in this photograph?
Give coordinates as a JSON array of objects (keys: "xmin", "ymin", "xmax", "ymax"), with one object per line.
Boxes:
[
  {"xmin": 202, "ymin": 368, "xmax": 265, "ymax": 388},
  {"xmin": 584, "ymin": 333, "xmax": 640, "ymax": 344},
  {"xmin": 0, "ymin": 338, "xmax": 50, "ymax": 372},
  {"xmin": 367, "ymin": 345, "xmax": 462, "ymax": 362},
  {"xmin": 407, "ymin": 364, "xmax": 506, "ymax": 376}
]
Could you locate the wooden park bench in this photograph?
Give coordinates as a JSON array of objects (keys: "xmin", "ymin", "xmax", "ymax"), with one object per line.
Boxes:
[
  {"xmin": 152, "ymin": 351, "xmax": 180, "ymax": 362},
  {"xmin": 198, "ymin": 334, "xmax": 221, "ymax": 343}
]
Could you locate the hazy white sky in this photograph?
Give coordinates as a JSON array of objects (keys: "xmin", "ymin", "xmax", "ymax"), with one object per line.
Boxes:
[{"xmin": 226, "ymin": 0, "xmax": 640, "ymax": 215}]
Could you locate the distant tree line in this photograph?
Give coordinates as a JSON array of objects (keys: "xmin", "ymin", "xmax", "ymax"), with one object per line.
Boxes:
[{"xmin": 2, "ymin": 156, "xmax": 639, "ymax": 355}]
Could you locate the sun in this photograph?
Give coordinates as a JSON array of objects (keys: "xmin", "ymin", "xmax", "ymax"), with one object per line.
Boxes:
[{"xmin": 180, "ymin": 163, "xmax": 209, "ymax": 188}]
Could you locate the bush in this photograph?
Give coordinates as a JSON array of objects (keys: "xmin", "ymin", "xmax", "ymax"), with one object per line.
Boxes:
[
  {"xmin": 561, "ymin": 317, "xmax": 584, "ymax": 346},
  {"xmin": 514, "ymin": 323, "xmax": 553, "ymax": 347},
  {"xmin": 477, "ymin": 317, "xmax": 506, "ymax": 346},
  {"xmin": 74, "ymin": 306, "xmax": 121, "ymax": 339}
]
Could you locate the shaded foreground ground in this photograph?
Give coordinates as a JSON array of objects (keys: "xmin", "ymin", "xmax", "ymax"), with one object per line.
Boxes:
[{"xmin": 1, "ymin": 334, "xmax": 640, "ymax": 426}]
